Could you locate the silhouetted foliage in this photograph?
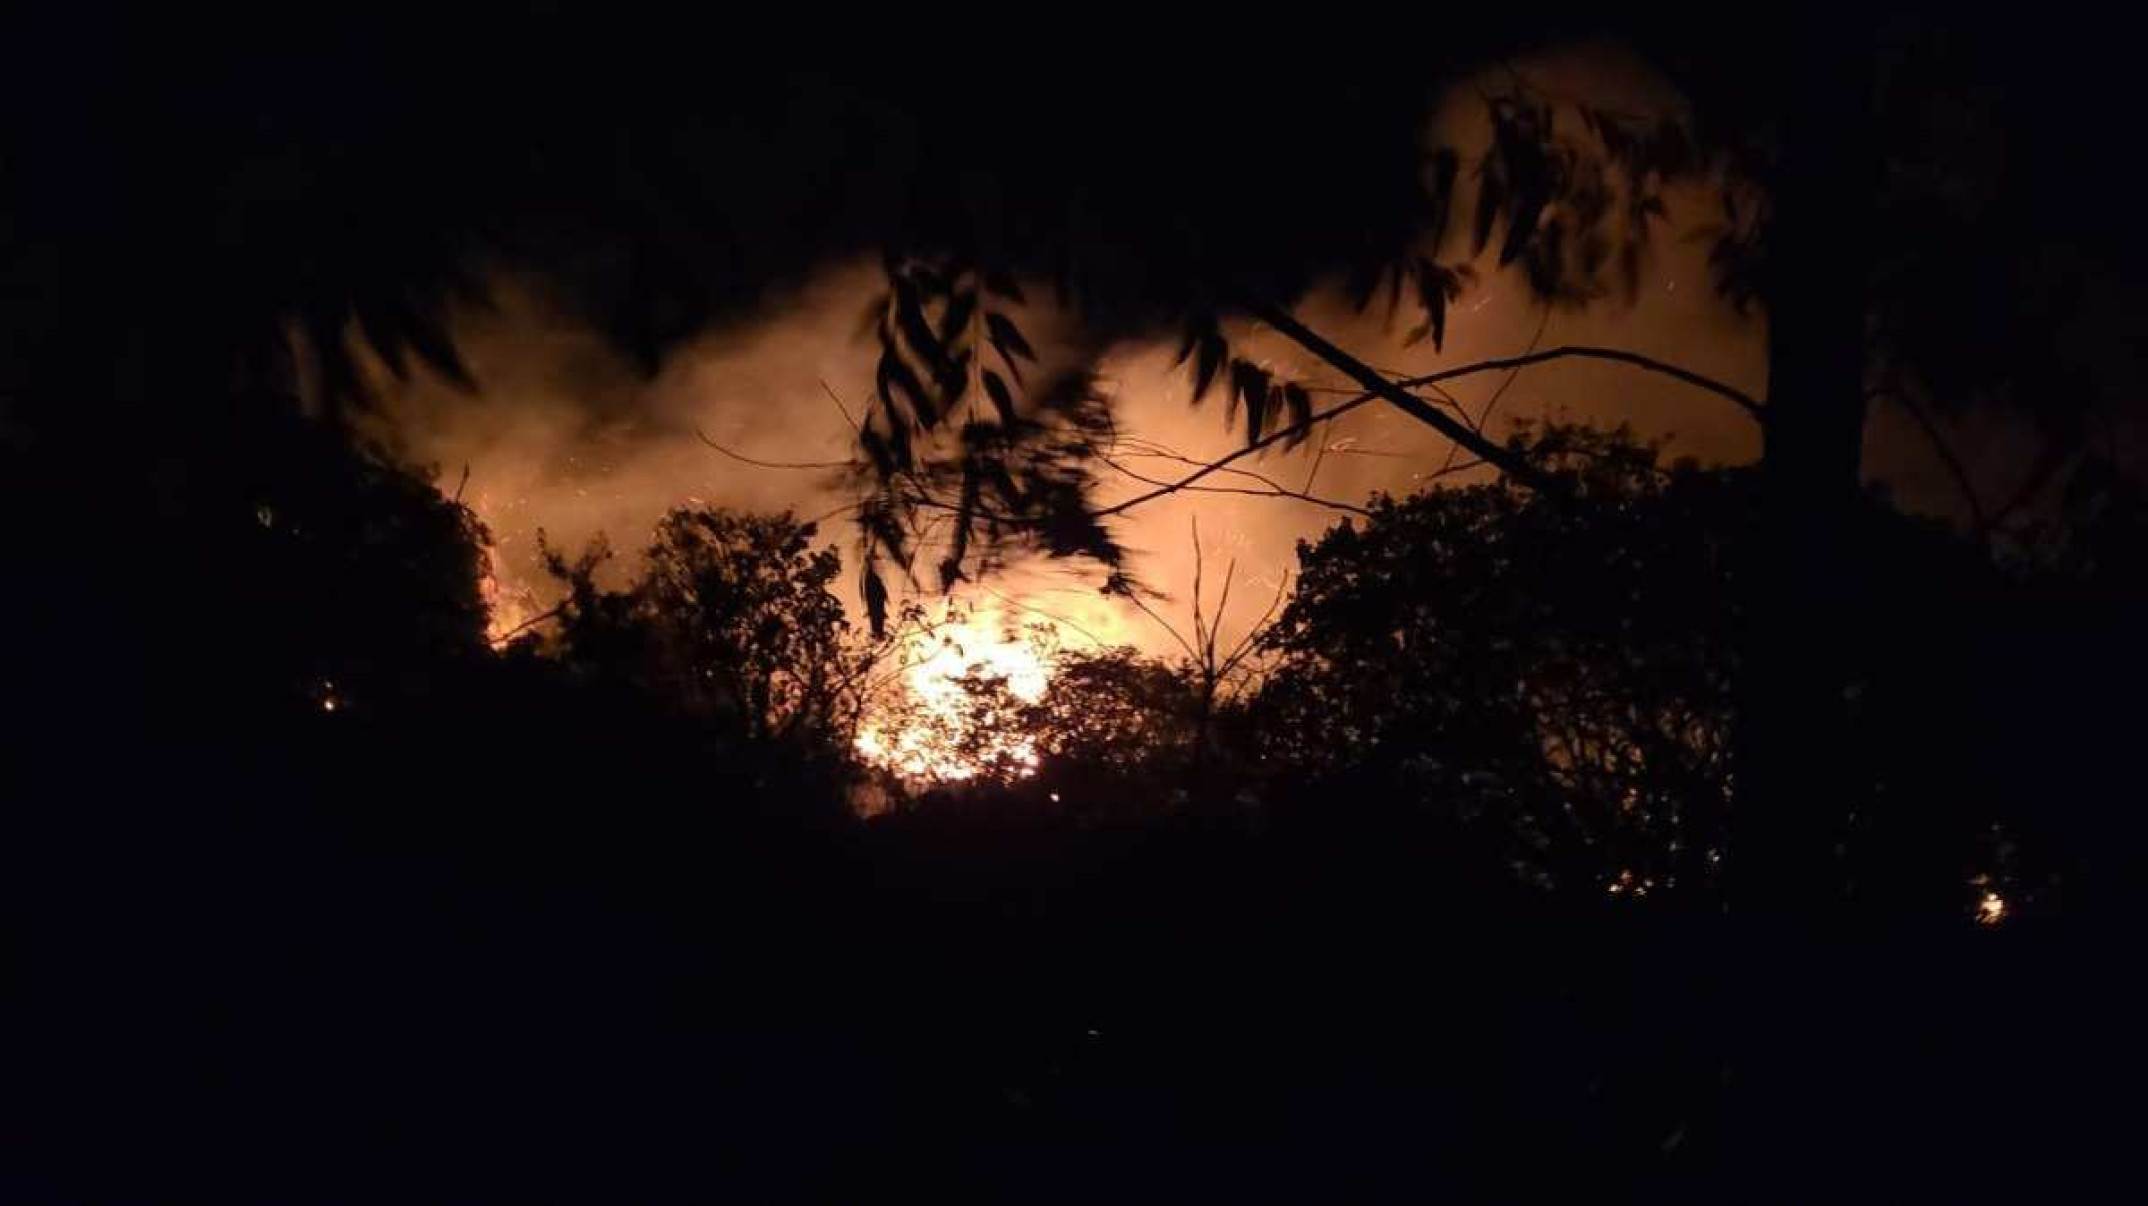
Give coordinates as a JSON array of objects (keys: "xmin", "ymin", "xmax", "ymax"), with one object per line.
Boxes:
[
  {"xmin": 1028, "ymin": 648, "xmax": 1203, "ymax": 783},
  {"xmin": 541, "ymin": 507, "xmax": 870, "ymax": 750},
  {"xmin": 982, "ymin": 646, "xmax": 1207, "ymax": 822},
  {"xmin": 854, "ymin": 259, "xmax": 1126, "ymax": 626},
  {"xmin": 1249, "ymin": 424, "xmax": 1739, "ymax": 899},
  {"xmin": 217, "ymin": 409, "xmax": 498, "ymax": 720}
]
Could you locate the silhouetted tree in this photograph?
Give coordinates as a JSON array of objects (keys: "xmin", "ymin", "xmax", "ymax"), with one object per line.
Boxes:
[
  {"xmin": 1251, "ymin": 424, "xmax": 1740, "ymax": 900},
  {"xmin": 240, "ymin": 417, "xmax": 495, "ymax": 717},
  {"xmin": 540, "ymin": 507, "xmax": 871, "ymax": 752},
  {"xmin": 999, "ymin": 646, "xmax": 1210, "ymax": 822}
]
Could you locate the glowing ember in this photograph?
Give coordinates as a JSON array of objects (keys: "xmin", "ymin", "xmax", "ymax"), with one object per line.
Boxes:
[
  {"xmin": 855, "ymin": 608, "xmax": 1054, "ymax": 785},
  {"xmin": 1977, "ymin": 891, "xmax": 2006, "ymax": 926}
]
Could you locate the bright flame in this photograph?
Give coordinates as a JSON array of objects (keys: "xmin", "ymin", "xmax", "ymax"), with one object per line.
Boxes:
[
  {"xmin": 481, "ymin": 545, "xmax": 544, "ymax": 645},
  {"xmin": 855, "ymin": 608, "xmax": 1054, "ymax": 785},
  {"xmin": 1977, "ymin": 891, "xmax": 2007, "ymax": 926}
]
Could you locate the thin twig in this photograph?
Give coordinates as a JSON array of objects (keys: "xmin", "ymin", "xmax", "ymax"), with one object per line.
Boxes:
[
  {"xmin": 1243, "ymin": 299, "xmax": 1545, "ymax": 484},
  {"xmin": 1189, "ymin": 517, "xmax": 1207, "ymax": 657},
  {"xmin": 819, "ymin": 379, "xmax": 861, "ymax": 432},
  {"xmin": 1206, "ymin": 558, "xmax": 1239, "ymax": 670},
  {"xmin": 1125, "ymin": 590, "xmax": 1200, "ymax": 663},
  {"xmin": 1099, "ymin": 453, "xmax": 1371, "ymax": 517},
  {"xmin": 1438, "ymin": 303, "xmax": 1551, "ymax": 477},
  {"xmin": 1099, "ymin": 342, "xmax": 1762, "ymax": 520},
  {"xmin": 487, "ymin": 603, "xmax": 564, "ymax": 646},
  {"xmin": 1301, "ymin": 439, "xmax": 1330, "ymax": 495},
  {"xmin": 1876, "ymin": 386, "xmax": 1988, "ymax": 534},
  {"xmin": 978, "ymin": 584, "xmax": 1112, "ymax": 649},
  {"xmin": 1217, "ymin": 570, "xmax": 1292, "ymax": 684},
  {"xmin": 696, "ymin": 428, "xmax": 854, "ymax": 471},
  {"xmin": 1414, "ymin": 457, "xmax": 1490, "ymax": 484}
]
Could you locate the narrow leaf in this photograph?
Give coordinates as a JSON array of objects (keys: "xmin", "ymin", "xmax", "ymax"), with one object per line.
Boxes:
[
  {"xmin": 938, "ymin": 289, "xmax": 978, "ymax": 347},
  {"xmin": 985, "ymin": 312, "xmax": 1035, "ymax": 361},
  {"xmin": 983, "ymin": 369, "xmax": 1017, "ymax": 425},
  {"xmin": 1193, "ymin": 330, "xmax": 1226, "ymax": 401}
]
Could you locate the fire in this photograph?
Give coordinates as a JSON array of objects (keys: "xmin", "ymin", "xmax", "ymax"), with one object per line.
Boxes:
[
  {"xmin": 480, "ymin": 544, "xmax": 545, "ymax": 645},
  {"xmin": 463, "ymin": 508, "xmax": 1080, "ymax": 788},
  {"xmin": 854, "ymin": 607, "xmax": 1055, "ymax": 785}
]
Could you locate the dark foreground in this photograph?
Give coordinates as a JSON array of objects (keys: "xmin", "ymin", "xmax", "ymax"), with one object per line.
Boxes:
[{"xmin": 10, "ymin": 773, "xmax": 2133, "ymax": 1204}]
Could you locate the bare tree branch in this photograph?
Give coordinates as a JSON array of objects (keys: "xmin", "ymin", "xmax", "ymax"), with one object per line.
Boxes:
[
  {"xmin": 1098, "ymin": 452, "xmax": 1372, "ymax": 517},
  {"xmin": 486, "ymin": 603, "xmax": 564, "ymax": 646},
  {"xmin": 1431, "ymin": 343, "xmax": 1767, "ymax": 420},
  {"xmin": 1093, "ymin": 394, "xmax": 1384, "ymax": 518},
  {"xmin": 818, "ymin": 378, "xmax": 861, "ymax": 432},
  {"xmin": 1125, "ymin": 589, "xmax": 1200, "ymax": 664},
  {"xmin": 1436, "ymin": 303, "xmax": 1551, "ymax": 478},
  {"xmin": 1873, "ymin": 385, "xmax": 1989, "ymax": 533},
  {"xmin": 1101, "ymin": 336, "xmax": 1762, "ymax": 521},
  {"xmin": 1216, "ymin": 569, "xmax": 1291, "ymax": 685},
  {"xmin": 1242, "ymin": 296, "xmax": 1550, "ymax": 485}
]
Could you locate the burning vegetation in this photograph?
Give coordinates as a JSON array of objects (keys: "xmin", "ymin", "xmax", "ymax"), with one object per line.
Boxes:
[{"xmin": 427, "ymin": 417, "xmax": 2092, "ymax": 916}]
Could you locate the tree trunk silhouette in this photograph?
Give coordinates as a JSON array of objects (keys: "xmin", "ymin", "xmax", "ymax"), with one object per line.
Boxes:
[
  {"xmin": 1730, "ymin": 29, "xmax": 1876, "ymax": 915},
  {"xmin": 1727, "ymin": 22, "xmax": 1879, "ymax": 1197}
]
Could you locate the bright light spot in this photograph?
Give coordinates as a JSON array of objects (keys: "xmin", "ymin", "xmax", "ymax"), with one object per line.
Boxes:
[
  {"xmin": 321, "ymin": 698, "xmax": 337, "ymax": 712},
  {"xmin": 1977, "ymin": 892, "xmax": 2006, "ymax": 926},
  {"xmin": 1049, "ymin": 792, "xmax": 1061, "ymax": 803},
  {"xmin": 480, "ymin": 546, "xmax": 544, "ymax": 645},
  {"xmin": 855, "ymin": 607, "xmax": 1054, "ymax": 785}
]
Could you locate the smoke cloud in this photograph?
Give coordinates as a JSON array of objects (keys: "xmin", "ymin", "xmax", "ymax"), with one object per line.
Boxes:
[{"xmin": 362, "ymin": 45, "xmax": 1796, "ymax": 659}]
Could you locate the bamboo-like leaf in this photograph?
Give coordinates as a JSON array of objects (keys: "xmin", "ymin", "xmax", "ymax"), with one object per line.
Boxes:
[
  {"xmin": 860, "ymin": 427, "xmax": 894, "ymax": 477},
  {"xmin": 985, "ymin": 311, "xmax": 1035, "ymax": 362},
  {"xmin": 878, "ymin": 349, "xmax": 935, "ymax": 429},
  {"xmin": 400, "ymin": 295, "xmax": 475, "ymax": 388},
  {"xmin": 863, "ymin": 567, "xmax": 889, "ymax": 637},
  {"xmin": 884, "ymin": 411, "xmax": 914, "ymax": 469},
  {"xmin": 983, "ymin": 369, "xmax": 1017, "ymax": 425},
  {"xmin": 1281, "ymin": 382, "xmax": 1313, "ymax": 447},
  {"xmin": 893, "ymin": 277, "xmax": 949, "ymax": 378},
  {"xmin": 1231, "ymin": 360, "xmax": 1272, "ymax": 441},
  {"xmin": 355, "ymin": 295, "xmax": 411, "ymax": 380},
  {"xmin": 1193, "ymin": 330, "xmax": 1226, "ymax": 401},
  {"xmin": 938, "ymin": 289, "xmax": 978, "ymax": 347}
]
